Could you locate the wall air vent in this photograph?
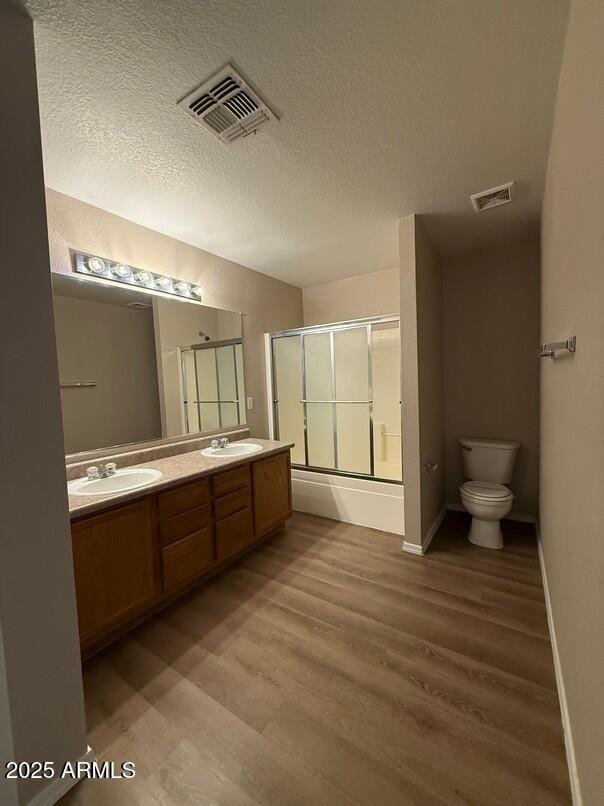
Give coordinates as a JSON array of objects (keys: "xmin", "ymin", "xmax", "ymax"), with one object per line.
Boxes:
[
  {"xmin": 470, "ymin": 182, "xmax": 514, "ymax": 212},
  {"xmin": 178, "ymin": 63, "xmax": 277, "ymax": 145}
]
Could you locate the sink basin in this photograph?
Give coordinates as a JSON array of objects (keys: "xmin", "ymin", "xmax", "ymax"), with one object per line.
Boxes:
[
  {"xmin": 201, "ymin": 443, "xmax": 263, "ymax": 459},
  {"xmin": 68, "ymin": 468, "xmax": 162, "ymax": 496}
]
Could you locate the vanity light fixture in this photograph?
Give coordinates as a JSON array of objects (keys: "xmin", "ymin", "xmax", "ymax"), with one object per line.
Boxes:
[
  {"xmin": 155, "ymin": 275, "xmax": 173, "ymax": 290},
  {"xmin": 133, "ymin": 269, "xmax": 153, "ymax": 285},
  {"xmin": 112, "ymin": 263, "xmax": 132, "ymax": 279},
  {"xmin": 72, "ymin": 251, "xmax": 203, "ymax": 303},
  {"xmin": 87, "ymin": 256, "xmax": 107, "ymax": 274}
]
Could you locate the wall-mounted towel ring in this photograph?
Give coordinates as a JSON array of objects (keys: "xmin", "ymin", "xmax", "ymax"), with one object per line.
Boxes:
[{"xmin": 539, "ymin": 336, "xmax": 576, "ymax": 359}]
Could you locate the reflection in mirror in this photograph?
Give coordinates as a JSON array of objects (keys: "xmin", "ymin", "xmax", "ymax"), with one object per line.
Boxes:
[
  {"xmin": 52, "ymin": 273, "xmax": 245, "ymax": 455},
  {"xmin": 180, "ymin": 342, "xmax": 245, "ymax": 434}
]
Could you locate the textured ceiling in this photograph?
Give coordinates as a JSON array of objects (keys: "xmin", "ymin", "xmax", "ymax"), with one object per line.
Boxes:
[{"xmin": 27, "ymin": 0, "xmax": 569, "ymax": 287}]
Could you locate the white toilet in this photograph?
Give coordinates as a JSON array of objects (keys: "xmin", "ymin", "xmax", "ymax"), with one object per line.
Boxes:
[{"xmin": 458, "ymin": 437, "xmax": 520, "ymax": 549}]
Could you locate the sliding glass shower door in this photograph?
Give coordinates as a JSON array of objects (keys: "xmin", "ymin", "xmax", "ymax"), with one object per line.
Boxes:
[
  {"xmin": 180, "ymin": 340, "xmax": 245, "ymax": 433},
  {"xmin": 271, "ymin": 316, "xmax": 401, "ymax": 482}
]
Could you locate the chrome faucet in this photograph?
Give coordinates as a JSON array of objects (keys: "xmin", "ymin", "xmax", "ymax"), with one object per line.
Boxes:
[
  {"xmin": 210, "ymin": 437, "xmax": 230, "ymax": 451},
  {"xmin": 86, "ymin": 462, "xmax": 117, "ymax": 480}
]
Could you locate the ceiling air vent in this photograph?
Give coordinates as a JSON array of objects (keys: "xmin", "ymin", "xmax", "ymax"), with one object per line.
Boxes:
[
  {"xmin": 178, "ymin": 63, "xmax": 277, "ymax": 144},
  {"xmin": 470, "ymin": 182, "xmax": 514, "ymax": 212}
]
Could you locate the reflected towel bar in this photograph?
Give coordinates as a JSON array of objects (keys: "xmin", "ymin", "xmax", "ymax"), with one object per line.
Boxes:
[{"xmin": 60, "ymin": 381, "xmax": 96, "ymax": 388}]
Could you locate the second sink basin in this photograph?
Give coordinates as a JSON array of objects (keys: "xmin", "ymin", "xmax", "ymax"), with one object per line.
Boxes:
[
  {"xmin": 68, "ymin": 468, "xmax": 162, "ymax": 496},
  {"xmin": 201, "ymin": 442, "xmax": 263, "ymax": 458}
]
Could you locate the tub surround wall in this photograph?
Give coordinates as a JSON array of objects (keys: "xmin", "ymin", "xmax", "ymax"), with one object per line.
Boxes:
[
  {"xmin": 443, "ymin": 239, "xmax": 540, "ymax": 518},
  {"xmin": 45, "ymin": 189, "xmax": 304, "ymax": 439},
  {"xmin": 0, "ymin": 7, "xmax": 87, "ymax": 805},
  {"xmin": 539, "ymin": 0, "xmax": 604, "ymax": 801}
]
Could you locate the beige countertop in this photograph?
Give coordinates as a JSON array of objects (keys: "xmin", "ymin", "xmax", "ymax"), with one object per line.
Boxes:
[{"xmin": 68, "ymin": 438, "xmax": 294, "ymax": 519}]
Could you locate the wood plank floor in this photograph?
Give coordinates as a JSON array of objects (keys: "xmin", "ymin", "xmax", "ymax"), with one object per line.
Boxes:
[{"xmin": 61, "ymin": 511, "xmax": 571, "ymax": 806}]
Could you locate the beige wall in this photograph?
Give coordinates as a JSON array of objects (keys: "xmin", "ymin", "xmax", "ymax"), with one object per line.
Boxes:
[
  {"xmin": 45, "ymin": 189, "xmax": 304, "ymax": 440},
  {"xmin": 443, "ymin": 239, "xmax": 541, "ymax": 516},
  {"xmin": 54, "ymin": 294, "xmax": 162, "ymax": 453},
  {"xmin": 399, "ymin": 215, "xmax": 445, "ymax": 547},
  {"xmin": 539, "ymin": 0, "xmax": 604, "ymax": 802},
  {"xmin": 416, "ymin": 221, "xmax": 446, "ymax": 541},
  {"xmin": 0, "ymin": 5, "xmax": 87, "ymax": 804},
  {"xmin": 303, "ymin": 267, "xmax": 399, "ymax": 325}
]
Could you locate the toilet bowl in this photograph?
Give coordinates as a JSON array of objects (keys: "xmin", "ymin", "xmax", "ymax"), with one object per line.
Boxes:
[
  {"xmin": 458, "ymin": 436, "xmax": 520, "ymax": 549},
  {"xmin": 460, "ymin": 481, "xmax": 514, "ymax": 549}
]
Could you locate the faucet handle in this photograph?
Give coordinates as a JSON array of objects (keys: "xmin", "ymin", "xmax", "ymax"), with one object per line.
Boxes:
[
  {"xmin": 211, "ymin": 439, "xmax": 220, "ymax": 450},
  {"xmin": 86, "ymin": 466, "xmax": 99, "ymax": 480},
  {"xmin": 105, "ymin": 462, "xmax": 117, "ymax": 475}
]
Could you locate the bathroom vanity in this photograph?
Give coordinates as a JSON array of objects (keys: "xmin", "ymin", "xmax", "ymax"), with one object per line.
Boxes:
[{"xmin": 68, "ymin": 441, "xmax": 292, "ymax": 657}]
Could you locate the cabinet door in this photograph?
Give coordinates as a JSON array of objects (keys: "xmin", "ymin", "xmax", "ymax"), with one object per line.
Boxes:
[
  {"xmin": 252, "ymin": 452, "xmax": 292, "ymax": 537},
  {"xmin": 162, "ymin": 527, "xmax": 214, "ymax": 593},
  {"xmin": 71, "ymin": 500, "xmax": 156, "ymax": 643},
  {"xmin": 215, "ymin": 508, "xmax": 254, "ymax": 563}
]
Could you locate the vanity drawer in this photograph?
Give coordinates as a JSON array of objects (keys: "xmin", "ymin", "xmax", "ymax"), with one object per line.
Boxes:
[
  {"xmin": 158, "ymin": 504, "xmax": 210, "ymax": 546},
  {"xmin": 162, "ymin": 527, "xmax": 214, "ymax": 593},
  {"xmin": 215, "ymin": 508, "xmax": 254, "ymax": 563},
  {"xmin": 212, "ymin": 464, "xmax": 250, "ymax": 497},
  {"xmin": 157, "ymin": 478, "xmax": 209, "ymax": 519},
  {"xmin": 213, "ymin": 485, "xmax": 251, "ymax": 521}
]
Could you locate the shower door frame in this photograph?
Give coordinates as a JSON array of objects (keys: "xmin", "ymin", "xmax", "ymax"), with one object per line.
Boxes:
[
  {"xmin": 179, "ymin": 337, "xmax": 244, "ymax": 434},
  {"xmin": 269, "ymin": 314, "xmax": 401, "ymax": 484}
]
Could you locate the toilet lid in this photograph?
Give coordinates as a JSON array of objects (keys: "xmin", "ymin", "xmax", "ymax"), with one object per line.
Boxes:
[{"xmin": 461, "ymin": 481, "xmax": 512, "ymax": 500}]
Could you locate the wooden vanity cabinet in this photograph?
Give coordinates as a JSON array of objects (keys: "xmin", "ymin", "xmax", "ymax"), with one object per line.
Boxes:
[
  {"xmin": 71, "ymin": 499, "xmax": 156, "ymax": 645},
  {"xmin": 253, "ymin": 451, "xmax": 292, "ymax": 536},
  {"xmin": 212, "ymin": 464, "xmax": 254, "ymax": 562},
  {"xmin": 71, "ymin": 449, "xmax": 292, "ymax": 656}
]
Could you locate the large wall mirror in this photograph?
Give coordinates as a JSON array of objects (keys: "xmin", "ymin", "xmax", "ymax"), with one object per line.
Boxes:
[{"xmin": 52, "ymin": 273, "xmax": 246, "ymax": 456}]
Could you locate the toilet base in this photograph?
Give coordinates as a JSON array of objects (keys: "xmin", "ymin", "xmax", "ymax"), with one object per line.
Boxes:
[{"xmin": 468, "ymin": 517, "xmax": 503, "ymax": 549}]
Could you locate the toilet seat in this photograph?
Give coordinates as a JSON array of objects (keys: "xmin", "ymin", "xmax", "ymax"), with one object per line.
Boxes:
[{"xmin": 461, "ymin": 481, "xmax": 513, "ymax": 502}]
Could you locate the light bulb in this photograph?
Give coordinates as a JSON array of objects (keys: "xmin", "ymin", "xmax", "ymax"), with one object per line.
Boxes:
[
  {"xmin": 87, "ymin": 256, "xmax": 106, "ymax": 274},
  {"xmin": 133, "ymin": 269, "xmax": 153, "ymax": 285},
  {"xmin": 191, "ymin": 285, "xmax": 203, "ymax": 297},
  {"xmin": 155, "ymin": 275, "xmax": 173, "ymax": 290},
  {"xmin": 174, "ymin": 281, "xmax": 191, "ymax": 295},
  {"xmin": 112, "ymin": 263, "xmax": 131, "ymax": 279}
]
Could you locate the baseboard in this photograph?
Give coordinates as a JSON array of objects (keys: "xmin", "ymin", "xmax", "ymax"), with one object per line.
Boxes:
[
  {"xmin": 537, "ymin": 530, "xmax": 583, "ymax": 806},
  {"xmin": 401, "ymin": 540, "xmax": 424, "ymax": 555},
  {"xmin": 422, "ymin": 504, "xmax": 447, "ymax": 552},
  {"xmin": 27, "ymin": 746, "xmax": 95, "ymax": 806},
  {"xmin": 446, "ymin": 502, "xmax": 536, "ymax": 524},
  {"xmin": 402, "ymin": 504, "xmax": 447, "ymax": 556}
]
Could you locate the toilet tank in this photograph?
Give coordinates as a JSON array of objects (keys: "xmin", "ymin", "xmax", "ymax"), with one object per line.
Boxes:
[{"xmin": 459, "ymin": 437, "xmax": 520, "ymax": 483}]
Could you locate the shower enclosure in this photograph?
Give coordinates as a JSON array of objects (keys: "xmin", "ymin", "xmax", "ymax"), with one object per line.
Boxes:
[
  {"xmin": 180, "ymin": 339, "xmax": 246, "ymax": 434},
  {"xmin": 268, "ymin": 316, "xmax": 402, "ymax": 483}
]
